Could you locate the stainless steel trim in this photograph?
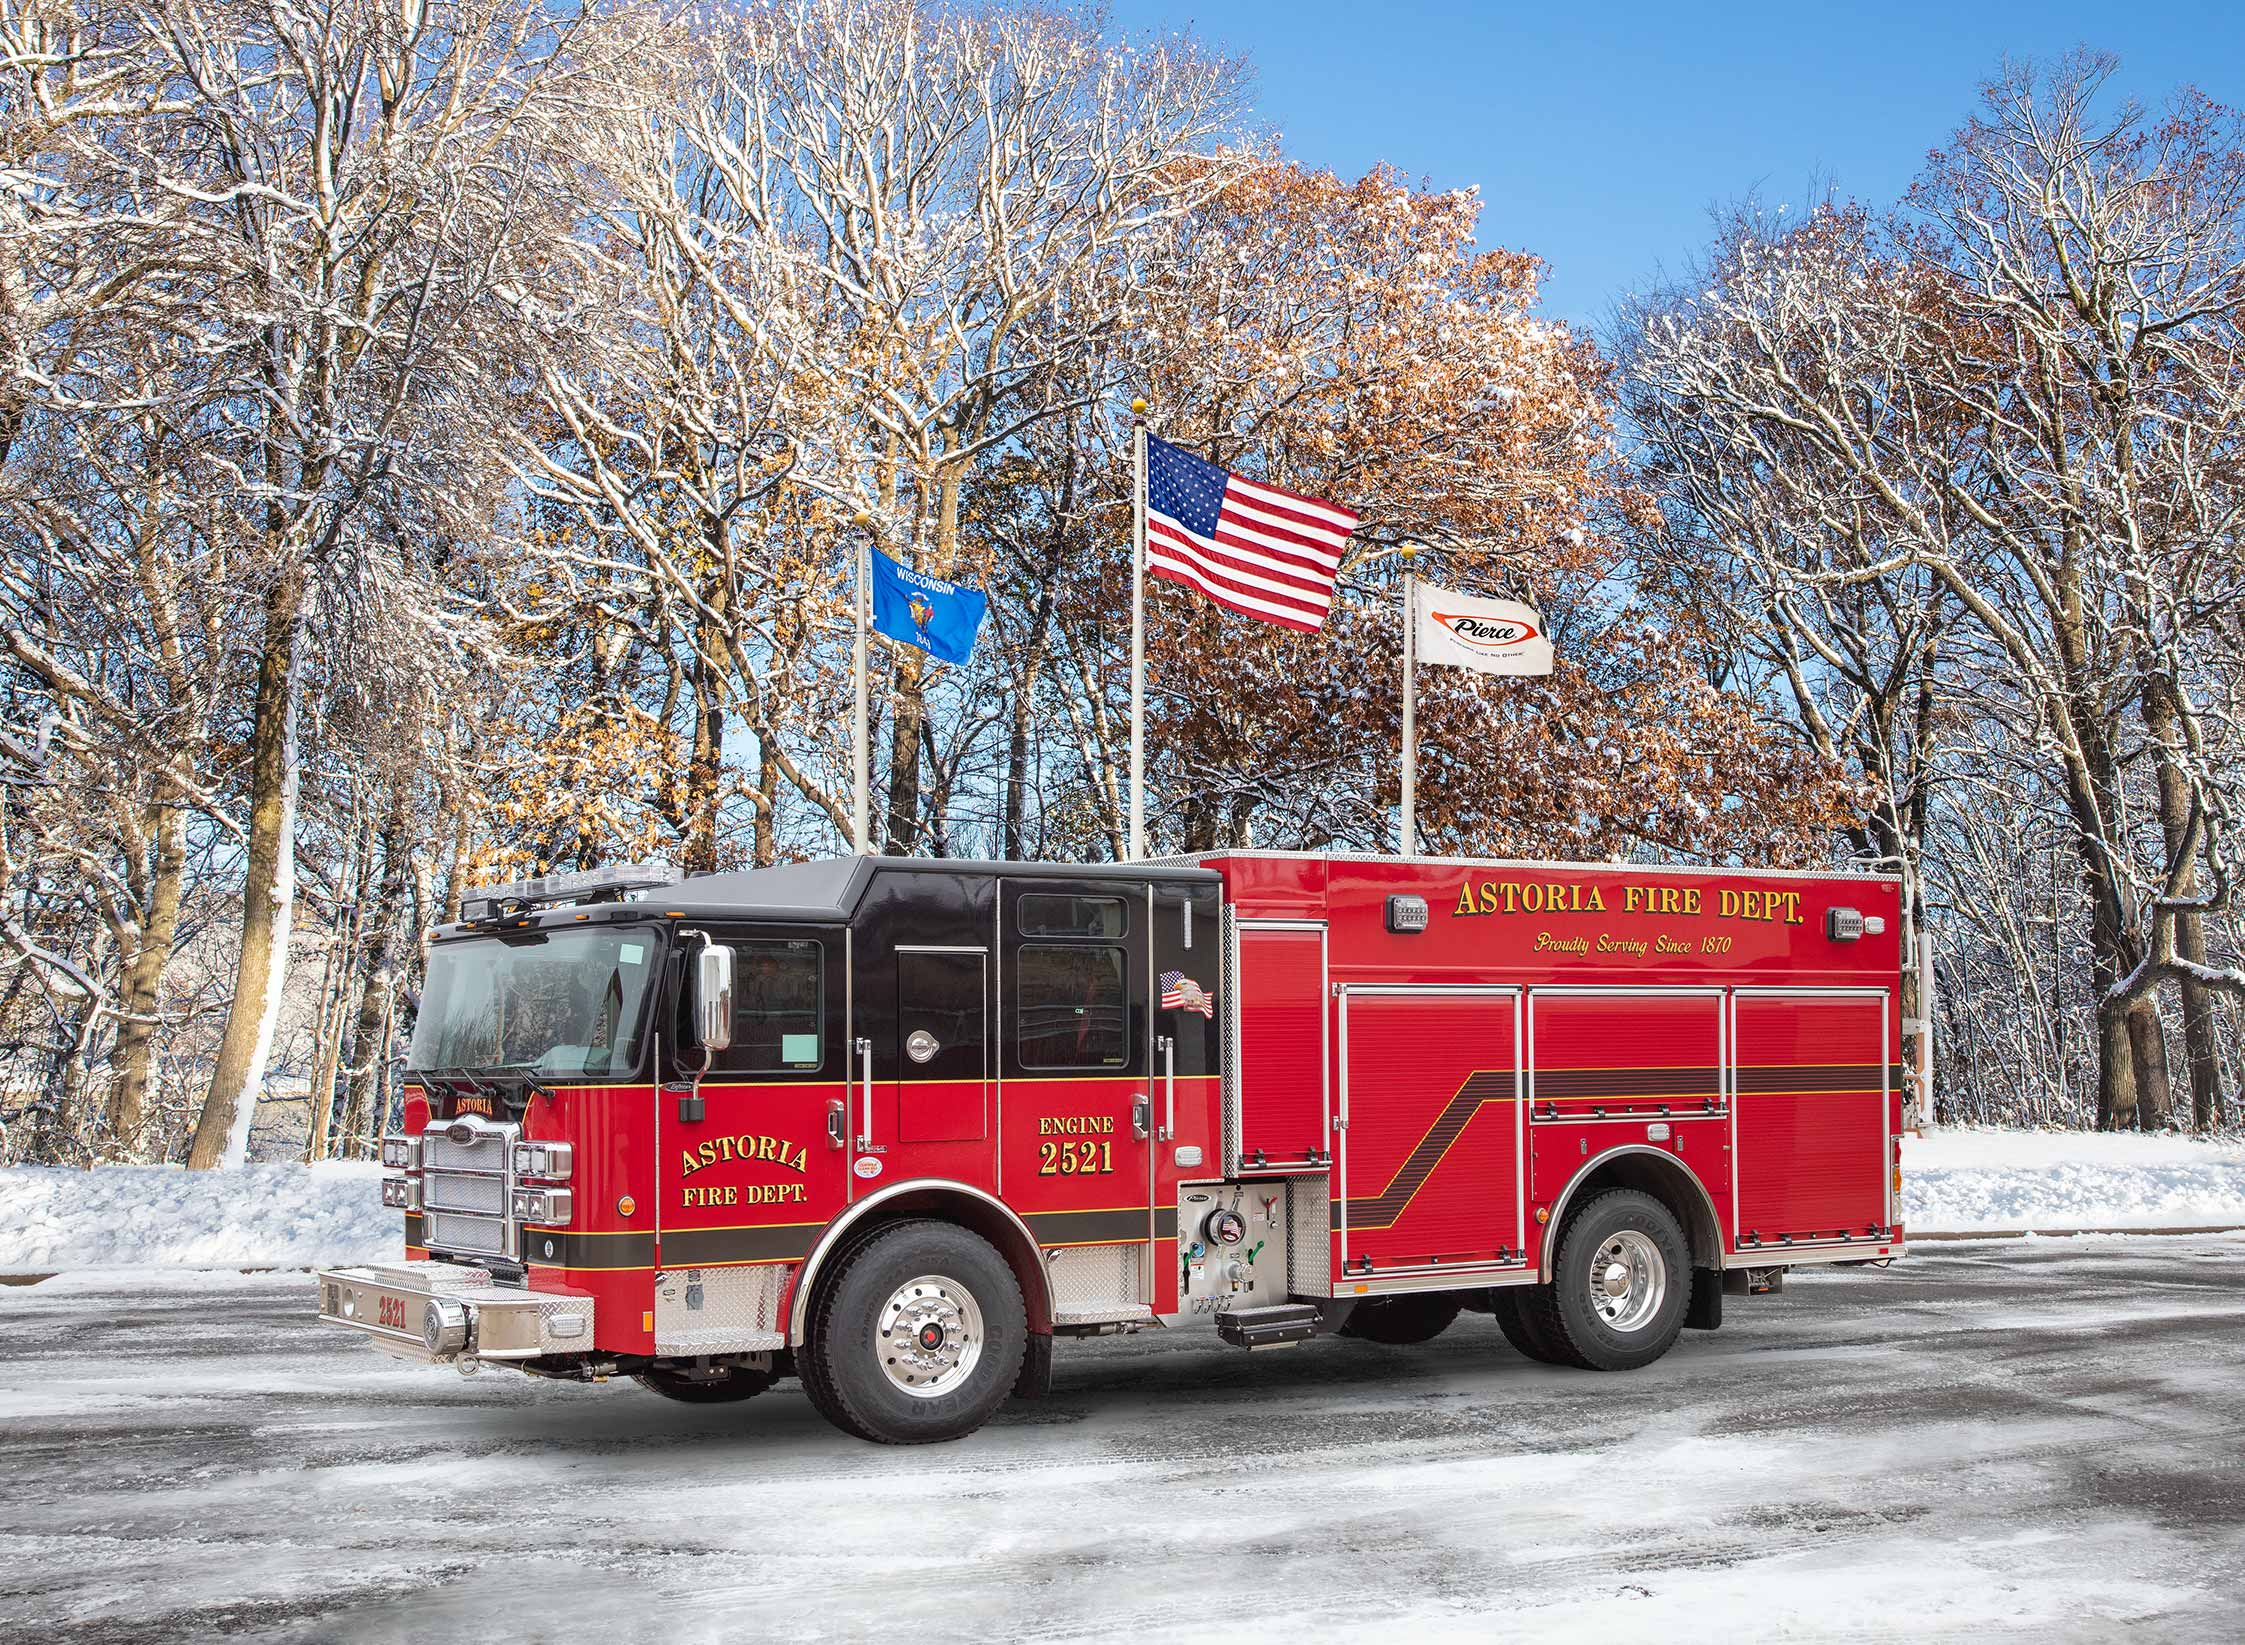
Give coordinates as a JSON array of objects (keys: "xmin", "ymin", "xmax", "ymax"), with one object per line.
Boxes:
[
  {"xmin": 1154, "ymin": 848, "xmax": 1901, "ymax": 885},
  {"xmin": 894, "ymin": 944, "xmax": 991, "ymax": 954},
  {"xmin": 785, "ymin": 1179, "xmax": 1046, "ymax": 1346}
]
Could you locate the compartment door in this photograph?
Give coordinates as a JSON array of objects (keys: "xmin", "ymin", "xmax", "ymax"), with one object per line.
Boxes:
[
  {"xmin": 1232, "ymin": 920, "xmax": 1328, "ymax": 1171},
  {"xmin": 1338, "ymin": 987, "xmax": 1521, "ymax": 1277},
  {"xmin": 1731, "ymin": 989, "xmax": 1891, "ymax": 1247}
]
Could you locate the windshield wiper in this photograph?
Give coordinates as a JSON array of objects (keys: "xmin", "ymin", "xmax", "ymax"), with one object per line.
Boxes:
[{"xmin": 465, "ymin": 1061, "xmax": 560, "ymax": 1104}]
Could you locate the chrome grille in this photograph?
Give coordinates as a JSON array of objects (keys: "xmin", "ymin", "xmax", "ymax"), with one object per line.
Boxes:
[
  {"xmin": 419, "ymin": 1116, "xmax": 519, "ymax": 1261},
  {"xmin": 424, "ymin": 1173, "xmax": 506, "ymax": 1215},
  {"xmin": 425, "ymin": 1212, "xmax": 510, "ymax": 1255},
  {"xmin": 424, "ymin": 1129, "xmax": 507, "ymax": 1173}
]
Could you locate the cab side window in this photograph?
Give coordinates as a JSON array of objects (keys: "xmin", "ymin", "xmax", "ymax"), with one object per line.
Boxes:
[
  {"xmin": 1017, "ymin": 944, "xmax": 1127, "ymax": 1069},
  {"xmin": 725, "ymin": 940, "xmax": 823, "ymax": 1072}
]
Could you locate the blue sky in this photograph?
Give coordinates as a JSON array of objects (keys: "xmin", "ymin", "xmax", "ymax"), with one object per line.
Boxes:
[{"xmin": 1114, "ymin": 1, "xmax": 2245, "ymax": 332}]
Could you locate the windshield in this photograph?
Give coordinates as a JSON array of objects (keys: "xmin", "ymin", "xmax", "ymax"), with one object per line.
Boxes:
[{"xmin": 409, "ymin": 927, "xmax": 659, "ymax": 1079}]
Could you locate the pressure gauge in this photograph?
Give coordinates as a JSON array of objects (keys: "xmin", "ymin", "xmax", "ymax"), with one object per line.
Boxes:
[{"xmin": 1204, "ymin": 1207, "xmax": 1248, "ymax": 1247}]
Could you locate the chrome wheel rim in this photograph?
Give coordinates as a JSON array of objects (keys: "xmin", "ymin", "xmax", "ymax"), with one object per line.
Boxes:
[
  {"xmin": 1586, "ymin": 1230, "xmax": 1666, "ymax": 1333},
  {"xmin": 877, "ymin": 1273, "xmax": 984, "ymax": 1399}
]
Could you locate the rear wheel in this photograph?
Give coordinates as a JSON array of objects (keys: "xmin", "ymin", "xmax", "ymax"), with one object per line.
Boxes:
[
  {"xmin": 1524, "ymin": 1189, "xmax": 1691, "ymax": 1372},
  {"xmin": 1339, "ymin": 1292, "xmax": 1463, "ymax": 1345},
  {"xmin": 801, "ymin": 1219, "xmax": 1027, "ymax": 1444},
  {"xmin": 633, "ymin": 1363, "xmax": 778, "ymax": 1404},
  {"xmin": 1489, "ymin": 1285, "xmax": 1578, "ymax": 1366}
]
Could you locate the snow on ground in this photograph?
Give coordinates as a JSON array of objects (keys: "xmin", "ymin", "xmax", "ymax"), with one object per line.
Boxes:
[
  {"xmin": 0, "ymin": 1161, "xmax": 398, "ymax": 1273},
  {"xmin": 4, "ymin": 1242, "xmax": 2243, "ymax": 1642},
  {"xmin": 4, "ymin": 1130, "xmax": 2245, "ymax": 1273},
  {"xmin": 1902, "ymin": 1128, "xmax": 2245, "ymax": 1233}
]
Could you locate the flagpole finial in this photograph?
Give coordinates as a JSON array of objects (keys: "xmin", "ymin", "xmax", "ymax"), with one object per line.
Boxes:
[
  {"xmin": 1130, "ymin": 398, "xmax": 1148, "ymax": 417},
  {"xmin": 851, "ymin": 509, "xmax": 872, "ymax": 529},
  {"xmin": 1400, "ymin": 541, "xmax": 1420, "ymax": 562}
]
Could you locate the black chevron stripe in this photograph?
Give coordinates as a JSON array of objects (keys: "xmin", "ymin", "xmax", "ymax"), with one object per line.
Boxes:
[{"xmin": 1340, "ymin": 1069, "xmax": 1513, "ymax": 1231}]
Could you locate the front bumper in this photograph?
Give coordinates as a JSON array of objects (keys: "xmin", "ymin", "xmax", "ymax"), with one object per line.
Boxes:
[{"xmin": 317, "ymin": 1261, "xmax": 596, "ymax": 1365}]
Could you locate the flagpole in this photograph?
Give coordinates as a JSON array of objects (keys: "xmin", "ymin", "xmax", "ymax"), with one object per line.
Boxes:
[
  {"xmin": 1400, "ymin": 542, "xmax": 1418, "ymax": 857},
  {"xmin": 1128, "ymin": 399, "xmax": 1148, "ymax": 862},
  {"xmin": 850, "ymin": 510, "xmax": 871, "ymax": 855}
]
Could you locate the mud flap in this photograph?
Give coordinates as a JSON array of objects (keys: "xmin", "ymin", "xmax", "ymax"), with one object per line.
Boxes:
[
  {"xmin": 1685, "ymin": 1266, "xmax": 1723, "ymax": 1331},
  {"xmin": 1012, "ymin": 1329, "xmax": 1053, "ymax": 1400}
]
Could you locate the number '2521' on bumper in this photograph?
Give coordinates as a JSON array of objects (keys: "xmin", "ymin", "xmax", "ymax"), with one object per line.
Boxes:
[{"xmin": 317, "ymin": 1262, "xmax": 595, "ymax": 1365}]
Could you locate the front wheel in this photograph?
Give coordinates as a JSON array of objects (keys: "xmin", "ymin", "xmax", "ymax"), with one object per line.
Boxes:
[
  {"xmin": 800, "ymin": 1219, "xmax": 1027, "ymax": 1444},
  {"xmin": 1525, "ymin": 1189, "xmax": 1691, "ymax": 1372}
]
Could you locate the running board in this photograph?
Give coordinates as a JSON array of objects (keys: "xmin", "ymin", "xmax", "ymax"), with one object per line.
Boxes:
[{"xmin": 1216, "ymin": 1302, "xmax": 1322, "ymax": 1350}]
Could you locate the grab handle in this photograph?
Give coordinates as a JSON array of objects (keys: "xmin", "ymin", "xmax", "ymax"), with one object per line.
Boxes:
[{"xmin": 855, "ymin": 1036, "xmax": 874, "ymax": 1149}]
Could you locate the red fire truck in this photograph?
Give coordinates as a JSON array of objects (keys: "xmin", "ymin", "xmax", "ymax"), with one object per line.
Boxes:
[{"xmin": 318, "ymin": 851, "xmax": 1906, "ymax": 1444}]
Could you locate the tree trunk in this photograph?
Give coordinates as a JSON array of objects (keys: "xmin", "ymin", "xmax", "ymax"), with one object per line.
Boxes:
[
  {"xmin": 187, "ymin": 569, "xmax": 308, "ymax": 1170},
  {"xmin": 108, "ymin": 799, "xmax": 186, "ymax": 1154},
  {"xmin": 338, "ymin": 802, "xmax": 409, "ymax": 1160},
  {"xmin": 681, "ymin": 543, "xmax": 730, "ymax": 876},
  {"xmin": 2094, "ymin": 992, "xmax": 2137, "ymax": 1131},
  {"xmin": 2126, "ymin": 1001, "xmax": 2174, "ymax": 1130},
  {"xmin": 2142, "ymin": 672, "xmax": 2225, "ymax": 1129},
  {"xmin": 883, "ymin": 644, "xmax": 927, "ymax": 853},
  {"xmin": 753, "ymin": 737, "xmax": 780, "ymax": 867}
]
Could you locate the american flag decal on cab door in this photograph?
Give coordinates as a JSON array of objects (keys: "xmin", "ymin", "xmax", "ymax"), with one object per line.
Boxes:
[{"xmin": 1160, "ymin": 970, "xmax": 1214, "ymax": 1016}]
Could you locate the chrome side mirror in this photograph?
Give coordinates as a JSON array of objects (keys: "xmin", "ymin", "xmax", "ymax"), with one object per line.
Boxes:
[{"xmin": 694, "ymin": 939, "xmax": 734, "ymax": 1052}]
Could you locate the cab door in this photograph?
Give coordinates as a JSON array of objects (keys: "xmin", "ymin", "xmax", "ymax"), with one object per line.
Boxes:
[
  {"xmin": 998, "ymin": 879, "xmax": 1155, "ymax": 1301},
  {"xmin": 659, "ymin": 927, "xmax": 849, "ymax": 1271}
]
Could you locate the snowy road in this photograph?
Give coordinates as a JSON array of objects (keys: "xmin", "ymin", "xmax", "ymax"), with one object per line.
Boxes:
[{"xmin": 4, "ymin": 1240, "xmax": 2244, "ymax": 1644}]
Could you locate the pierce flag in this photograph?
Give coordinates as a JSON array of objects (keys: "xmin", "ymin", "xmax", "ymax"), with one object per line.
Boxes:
[{"xmin": 1412, "ymin": 582, "xmax": 1554, "ymax": 676}]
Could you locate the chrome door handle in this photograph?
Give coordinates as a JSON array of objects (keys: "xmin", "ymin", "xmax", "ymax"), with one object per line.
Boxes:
[
  {"xmin": 1131, "ymin": 1096, "xmax": 1152, "ymax": 1140},
  {"xmin": 855, "ymin": 1037, "xmax": 874, "ymax": 1149},
  {"xmin": 826, "ymin": 1098, "xmax": 845, "ymax": 1150},
  {"xmin": 1157, "ymin": 1035, "xmax": 1175, "ymax": 1142}
]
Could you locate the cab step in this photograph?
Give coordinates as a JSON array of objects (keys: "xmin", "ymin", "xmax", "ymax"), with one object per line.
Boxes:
[{"xmin": 1216, "ymin": 1302, "xmax": 1323, "ymax": 1350}]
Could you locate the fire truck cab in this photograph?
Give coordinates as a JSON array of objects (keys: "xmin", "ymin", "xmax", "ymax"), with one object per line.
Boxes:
[{"xmin": 318, "ymin": 851, "xmax": 1906, "ymax": 1444}]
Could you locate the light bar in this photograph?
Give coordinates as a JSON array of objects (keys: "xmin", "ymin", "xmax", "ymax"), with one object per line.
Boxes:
[{"xmin": 461, "ymin": 863, "xmax": 673, "ymax": 920}]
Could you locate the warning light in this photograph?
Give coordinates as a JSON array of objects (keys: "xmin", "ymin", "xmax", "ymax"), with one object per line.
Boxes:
[{"xmin": 1534, "ymin": 1206, "xmax": 1550, "ymax": 1225}]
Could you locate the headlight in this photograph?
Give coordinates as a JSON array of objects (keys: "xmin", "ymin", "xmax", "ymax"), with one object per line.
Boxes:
[
  {"xmin": 511, "ymin": 1187, "xmax": 574, "ymax": 1225},
  {"xmin": 510, "ymin": 1141, "xmax": 574, "ymax": 1181},
  {"xmin": 380, "ymin": 1134, "xmax": 421, "ymax": 1171},
  {"xmin": 380, "ymin": 1176, "xmax": 422, "ymax": 1212}
]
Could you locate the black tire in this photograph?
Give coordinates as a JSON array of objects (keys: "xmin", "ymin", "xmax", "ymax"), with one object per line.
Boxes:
[
  {"xmin": 1524, "ymin": 1189, "xmax": 1691, "ymax": 1372},
  {"xmin": 802, "ymin": 1219, "xmax": 1027, "ymax": 1445},
  {"xmin": 632, "ymin": 1364, "xmax": 778, "ymax": 1404},
  {"xmin": 1338, "ymin": 1292, "xmax": 1463, "ymax": 1345},
  {"xmin": 1488, "ymin": 1285, "xmax": 1579, "ymax": 1366}
]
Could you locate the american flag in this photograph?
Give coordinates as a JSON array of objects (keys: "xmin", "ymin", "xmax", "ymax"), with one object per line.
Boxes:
[
  {"xmin": 1144, "ymin": 434, "xmax": 1358, "ymax": 633},
  {"xmin": 1160, "ymin": 969, "xmax": 1214, "ymax": 1017}
]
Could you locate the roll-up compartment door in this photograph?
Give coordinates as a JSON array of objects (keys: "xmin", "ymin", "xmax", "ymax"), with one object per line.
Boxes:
[
  {"xmin": 1732, "ymin": 991, "xmax": 1890, "ymax": 1245},
  {"xmin": 1339, "ymin": 988, "xmax": 1520, "ymax": 1275},
  {"xmin": 1233, "ymin": 923, "xmax": 1327, "ymax": 1169}
]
